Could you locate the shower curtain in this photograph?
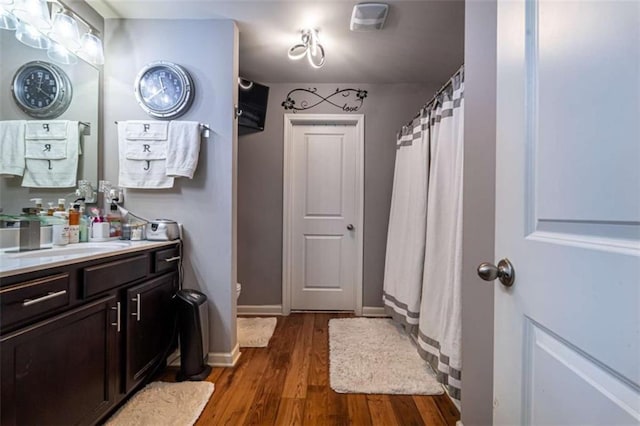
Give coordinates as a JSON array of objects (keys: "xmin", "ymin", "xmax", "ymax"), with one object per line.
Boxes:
[
  {"xmin": 382, "ymin": 111, "xmax": 430, "ymax": 331},
  {"xmin": 383, "ymin": 68, "xmax": 464, "ymax": 402}
]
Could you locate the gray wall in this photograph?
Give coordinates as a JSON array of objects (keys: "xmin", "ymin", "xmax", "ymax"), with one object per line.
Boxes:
[
  {"xmin": 103, "ymin": 19, "xmax": 239, "ymax": 355},
  {"xmin": 461, "ymin": 1, "xmax": 496, "ymax": 424},
  {"xmin": 237, "ymin": 82, "xmax": 440, "ymax": 307}
]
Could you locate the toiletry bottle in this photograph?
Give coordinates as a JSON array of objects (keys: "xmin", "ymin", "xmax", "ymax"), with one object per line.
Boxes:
[
  {"xmin": 30, "ymin": 198, "xmax": 43, "ymax": 215},
  {"xmin": 47, "ymin": 202, "xmax": 55, "ymax": 216},
  {"xmin": 68, "ymin": 206, "xmax": 80, "ymax": 244},
  {"xmin": 57, "ymin": 198, "xmax": 66, "ymax": 212},
  {"xmin": 79, "ymin": 216, "xmax": 89, "ymax": 242},
  {"xmin": 107, "ymin": 204, "xmax": 122, "ymax": 238},
  {"xmin": 52, "ymin": 211, "xmax": 69, "ymax": 246}
]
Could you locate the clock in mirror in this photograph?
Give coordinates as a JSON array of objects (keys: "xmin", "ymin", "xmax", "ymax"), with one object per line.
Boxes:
[{"xmin": 0, "ymin": 29, "xmax": 99, "ymax": 215}]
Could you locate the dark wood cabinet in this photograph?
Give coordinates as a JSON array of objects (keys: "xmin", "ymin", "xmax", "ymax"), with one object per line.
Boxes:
[
  {"xmin": 125, "ymin": 272, "xmax": 177, "ymax": 392},
  {"xmin": 1, "ymin": 296, "xmax": 118, "ymax": 426},
  {"xmin": 0, "ymin": 243, "xmax": 180, "ymax": 426}
]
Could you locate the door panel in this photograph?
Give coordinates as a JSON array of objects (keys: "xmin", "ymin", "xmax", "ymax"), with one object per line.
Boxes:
[
  {"xmin": 495, "ymin": 0, "xmax": 640, "ymax": 424},
  {"xmin": 303, "ymin": 235, "xmax": 343, "ymax": 289},
  {"xmin": 291, "ymin": 124, "xmax": 358, "ymax": 310},
  {"xmin": 0, "ymin": 296, "xmax": 117, "ymax": 426},
  {"xmin": 125, "ymin": 273, "xmax": 177, "ymax": 392},
  {"xmin": 305, "ymin": 134, "xmax": 344, "ymax": 216}
]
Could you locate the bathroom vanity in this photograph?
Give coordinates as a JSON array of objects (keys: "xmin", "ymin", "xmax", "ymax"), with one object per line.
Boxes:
[{"xmin": 0, "ymin": 240, "xmax": 180, "ymax": 425}]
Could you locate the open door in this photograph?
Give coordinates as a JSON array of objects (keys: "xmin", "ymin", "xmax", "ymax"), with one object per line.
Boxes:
[{"xmin": 491, "ymin": 1, "xmax": 640, "ymax": 424}]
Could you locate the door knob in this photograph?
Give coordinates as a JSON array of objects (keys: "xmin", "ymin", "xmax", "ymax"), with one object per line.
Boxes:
[
  {"xmin": 347, "ymin": 224, "xmax": 354, "ymax": 231},
  {"xmin": 477, "ymin": 258, "xmax": 515, "ymax": 287}
]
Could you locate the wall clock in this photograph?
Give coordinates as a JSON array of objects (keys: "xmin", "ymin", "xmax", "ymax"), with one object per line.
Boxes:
[
  {"xmin": 134, "ymin": 61, "xmax": 195, "ymax": 119},
  {"xmin": 12, "ymin": 61, "xmax": 73, "ymax": 119}
]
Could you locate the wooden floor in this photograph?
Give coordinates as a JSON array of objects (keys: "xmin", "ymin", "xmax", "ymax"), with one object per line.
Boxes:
[{"xmin": 160, "ymin": 313, "xmax": 460, "ymax": 426}]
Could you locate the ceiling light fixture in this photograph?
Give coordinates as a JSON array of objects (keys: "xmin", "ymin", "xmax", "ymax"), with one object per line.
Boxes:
[{"xmin": 288, "ymin": 28, "xmax": 325, "ymax": 69}]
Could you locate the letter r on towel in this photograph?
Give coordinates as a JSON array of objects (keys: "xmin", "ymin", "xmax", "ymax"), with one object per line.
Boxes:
[
  {"xmin": 143, "ymin": 144, "xmax": 151, "ymax": 152},
  {"xmin": 43, "ymin": 144, "xmax": 51, "ymax": 152}
]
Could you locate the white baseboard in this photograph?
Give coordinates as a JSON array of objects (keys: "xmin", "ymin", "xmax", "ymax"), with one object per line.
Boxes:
[
  {"xmin": 362, "ymin": 306, "xmax": 389, "ymax": 317},
  {"xmin": 168, "ymin": 343, "xmax": 241, "ymax": 368},
  {"xmin": 207, "ymin": 342, "xmax": 241, "ymax": 367},
  {"xmin": 237, "ymin": 304, "xmax": 283, "ymax": 315}
]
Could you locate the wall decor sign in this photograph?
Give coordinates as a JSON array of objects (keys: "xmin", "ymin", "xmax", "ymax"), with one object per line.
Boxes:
[{"xmin": 281, "ymin": 88, "xmax": 368, "ymax": 113}]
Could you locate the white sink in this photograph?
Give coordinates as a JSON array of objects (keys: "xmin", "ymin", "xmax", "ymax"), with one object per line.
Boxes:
[{"xmin": 7, "ymin": 242, "xmax": 131, "ymax": 259}]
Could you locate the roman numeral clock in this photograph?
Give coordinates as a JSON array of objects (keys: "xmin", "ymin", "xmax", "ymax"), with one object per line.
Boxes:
[
  {"xmin": 134, "ymin": 61, "xmax": 195, "ymax": 119},
  {"xmin": 12, "ymin": 61, "xmax": 73, "ymax": 119}
]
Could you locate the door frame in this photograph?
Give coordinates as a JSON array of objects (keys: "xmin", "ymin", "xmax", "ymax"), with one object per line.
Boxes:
[{"xmin": 282, "ymin": 114, "xmax": 365, "ymax": 316}]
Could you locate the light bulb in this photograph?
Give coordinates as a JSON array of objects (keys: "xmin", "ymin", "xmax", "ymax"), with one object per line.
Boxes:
[
  {"xmin": 50, "ymin": 9, "xmax": 81, "ymax": 50},
  {"xmin": 48, "ymin": 40, "xmax": 78, "ymax": 65},
  {"xmin": 15, "ymin": 19, "xmax": 50, "ymax": 49},
  {"xmin": 0, "ymin": 5, "xmax": 17, "ymax": 30},
  {"xmin": 78, "ymin": 31, "xmax": 104, "ymax": 65},
  {"xmin": 11, "ymin": 0, "xmax": 51, "ymax": 31}
]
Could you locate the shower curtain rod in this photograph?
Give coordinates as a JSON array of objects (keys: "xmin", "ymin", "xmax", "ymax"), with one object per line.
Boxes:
[{"xmin": 409, "ymin": 64, "xmax": 464, "ymax": 122}]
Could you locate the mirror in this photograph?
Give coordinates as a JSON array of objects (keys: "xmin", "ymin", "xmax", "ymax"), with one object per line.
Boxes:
[{"xmin": 0, "ymin": 29, "xmax": 99, "ymax": 214}]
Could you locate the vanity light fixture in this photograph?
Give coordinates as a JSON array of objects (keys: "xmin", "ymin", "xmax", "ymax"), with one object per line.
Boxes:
[
  {"xmin": 0, "ymin": 0, "xmax": 105, "ymax": 66},
  {"xmin": 49, "ymin": 7, "xmax": 80, "ymax": 50},
  {"xmin": 11, "ymin": 0, "xmax": 51, "ymax": 31},
  {"xmin": 77, "ymin": 30, "xmax": 104, "ymax": 65},
  {"xmin": 15, "ymin": 19, "xmax": 50, "ymax": 49},
  {"xmin": 0, "ymin": 5, "xmax": 18, "ymax": 30},
  {"xmin": 288, "ymin": 28, "xmax": 325, "ymax": 69}
]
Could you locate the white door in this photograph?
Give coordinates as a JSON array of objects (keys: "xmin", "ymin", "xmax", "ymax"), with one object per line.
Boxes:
[
  {"xmin": 284, "ymin": 116, "xmax": 363, "ymax": 311},
  {"xmin": 493, "ymin": 1, "xmax": 640, "ymax": 424}
]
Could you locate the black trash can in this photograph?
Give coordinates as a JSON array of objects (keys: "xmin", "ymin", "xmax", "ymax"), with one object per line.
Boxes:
[{"xmin": 175, "ymin": 289, "xmax": 212, "ymax": 381}]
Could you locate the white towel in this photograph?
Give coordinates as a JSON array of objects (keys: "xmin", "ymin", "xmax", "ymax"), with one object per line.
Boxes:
[
  {"xmin": 25, "ymin": 121, "xmax": 68, "ymax": 139},
  {"xmin": 22, "ymin": 120, "xmax": 80, "ymax": 188},
  {"xmin": 166, "ymin": 121, "xmax": 201, "ymax": 179},
  {"xmin": 0, "ymin": 120, "xmax": 26, "ymax": 176},
  {"xmin": 124, "ymin": 121, "xmax": 168, "ymax": 140},
  {"xmin": 117, "ymin": 121, "xmax": 174, "ymax": 189}
]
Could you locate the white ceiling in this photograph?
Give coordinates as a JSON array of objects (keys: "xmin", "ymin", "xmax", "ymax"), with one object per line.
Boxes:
[{"xmin": 87, "ymin": 0, "xmax": 465, "ymax": 84}]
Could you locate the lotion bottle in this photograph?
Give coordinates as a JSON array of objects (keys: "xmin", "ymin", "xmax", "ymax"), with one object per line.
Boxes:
[{"xmin": 68, "ymin": 206, "xmax": 80, "ymax": 244}]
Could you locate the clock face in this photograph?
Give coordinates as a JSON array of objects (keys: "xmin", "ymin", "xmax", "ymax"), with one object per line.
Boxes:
[
  {"xmin": 134, "ymin": 61, "xmax": 194, "ymax": 119},
  {"xmin": 12, "ymin": 61, "xmax": 72, "ymax": 119}
]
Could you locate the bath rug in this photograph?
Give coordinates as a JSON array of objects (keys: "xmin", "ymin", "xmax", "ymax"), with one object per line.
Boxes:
[
  {"xmin": 238, "ymin": 317, "xmax": 277, "ymax": 347},
  {"xmin": 105, "ymin": 381, "xmax": 213, "ymax": 426},
  {"xmin": 329, "ymin": 318, "xmax": 444, "ymax": 395}
]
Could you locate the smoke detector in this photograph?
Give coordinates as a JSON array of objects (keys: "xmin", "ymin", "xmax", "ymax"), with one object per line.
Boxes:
[{"xmin": 350, "ymin": 3, "xmax": 389, "ymax": 31}]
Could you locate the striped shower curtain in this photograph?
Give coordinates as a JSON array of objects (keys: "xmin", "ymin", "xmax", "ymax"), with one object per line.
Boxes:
[
  {"xmin": 382, "ymin": 111, "xmax": 430, "ymax": 332},
  {"xmin": 383, "ymin": 68, "xmax": 464, "ymax": 403}
]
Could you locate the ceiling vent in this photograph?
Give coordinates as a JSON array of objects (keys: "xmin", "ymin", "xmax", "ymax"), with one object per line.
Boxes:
[{"xmin": 350, "ymin": 3, "xmax": 389, "ymax": 31}]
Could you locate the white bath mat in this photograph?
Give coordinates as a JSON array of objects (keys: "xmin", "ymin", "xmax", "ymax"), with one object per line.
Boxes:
[
  {"xmin": 329, "ymin": 318, "xmax": 444, "ymax": 395},
  {"xmin": 105, "ymin": 381, "xmax": 213, "ymax": 426},
  {"xmin": 237, "ymin": 317, "xmax": 277, "ymax": 347}
]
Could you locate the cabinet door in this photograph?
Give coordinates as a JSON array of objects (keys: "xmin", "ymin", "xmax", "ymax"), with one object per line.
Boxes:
[
  {"xmin": 1, "ymin": 296, "xmax": 118, "ymax": 426},
  {"xmin": 125, "ymin": 272, "xmax": 177, "ymax": 392}
]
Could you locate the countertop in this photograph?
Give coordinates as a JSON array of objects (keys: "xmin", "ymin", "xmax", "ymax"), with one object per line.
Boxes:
[{"xmin": 0, "ymin": 240, "xmax": 179, "ymax": 278}]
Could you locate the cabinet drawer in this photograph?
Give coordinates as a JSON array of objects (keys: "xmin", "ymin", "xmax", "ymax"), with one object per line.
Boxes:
[
  {"xmin": 82, "ymin": 255, "xmax": 148, "ymax": 298},
  {"xmin": 153, "ymin": 246, "xmax": 180, "ymax": 274},
  {"xmin": 0, "ymin": 273, "xmax": 70, "ymax": 328}
]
